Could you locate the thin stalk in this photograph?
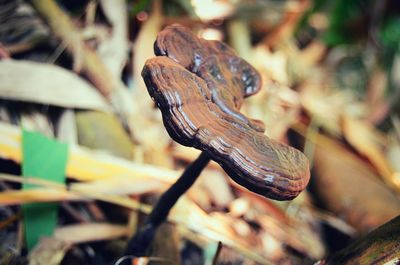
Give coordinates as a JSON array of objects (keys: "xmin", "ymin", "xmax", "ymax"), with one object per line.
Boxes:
[{"xmin": 125, "ymin": 151, "xmax": 211, "ymax": 256}]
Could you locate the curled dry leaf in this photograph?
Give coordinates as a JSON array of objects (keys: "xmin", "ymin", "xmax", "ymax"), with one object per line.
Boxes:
[
  {"xmin": 0, "ymin": 60, "xmax": 111, "ymax": 112},
  {"xmin": 143, "ymin": 24, "xmax": 310, "ymax": 200},
  {"xmin": 311, "ymin": 133, "xmax": 400, "ymax": 233},
  {"xmin": 341, "ymin": 117, "xmax": 400, "ymax": 193}
]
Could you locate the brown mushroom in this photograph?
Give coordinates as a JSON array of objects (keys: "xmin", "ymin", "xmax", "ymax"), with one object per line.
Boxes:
[
  {"xmin": 144, "ymin": 24, "xmax": 310, "ymax": 200},
  {"xmin": 124, "ymin": 24, "xmax": 310, "ymax": 258}
]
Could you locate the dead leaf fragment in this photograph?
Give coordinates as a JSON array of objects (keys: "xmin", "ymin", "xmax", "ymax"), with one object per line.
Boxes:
[
  {"xmin": 312, "ymin": 134, "xmax": 400, "ymax": 233},
  {"xmin": 341, "ymin": 117, "xmax": 400, "ymax": 193},
  {"xmin": 76, "ymin": 111, "xmax": 134, "ymax": 159},
  {"xmin": 54, "ymin": 223, "xmax": 128, "ymax": 244},
  {"xmin": 0, "ymin": 60, "xmax": 111, "ymax": 112},
  {"xmin": 28, "ymin": 237, "xmax": 71, "ymax": 265},
  {"xmin": 98, "ymin": 0, "xmax": 129, "ymax": 78}
]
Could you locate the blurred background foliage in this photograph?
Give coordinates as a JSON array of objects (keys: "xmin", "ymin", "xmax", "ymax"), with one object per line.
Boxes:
[{"xmin": 1, "ymin": 0, "xmax": 400, "ymax": 264}]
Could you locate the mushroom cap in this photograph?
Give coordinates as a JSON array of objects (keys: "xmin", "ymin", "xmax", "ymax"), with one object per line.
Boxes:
[{"xmin": 142, "ymin": 24, "xmax": 310, "ymax": 200}]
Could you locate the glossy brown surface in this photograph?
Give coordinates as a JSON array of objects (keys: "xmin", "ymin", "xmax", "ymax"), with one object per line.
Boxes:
[{"xmin": 142, "ymin": 24, "xmax": 310, "ymax": 200}]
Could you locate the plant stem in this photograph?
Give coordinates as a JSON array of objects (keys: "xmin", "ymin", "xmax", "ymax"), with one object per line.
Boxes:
[{"xmin": 125, "ymin": 151, "xmax": 211, "ymax": 256}]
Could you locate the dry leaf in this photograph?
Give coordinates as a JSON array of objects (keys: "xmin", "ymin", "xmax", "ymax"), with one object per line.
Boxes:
[
  {"xmin": 191, "ymin": 0, "xmax": 234, "ymax": 21},
  {"xmin": 28, "ymin": 237, "xmax": 71, "ymax": 265},
  {"xmin": 299, "ymin": 41, "xmax": 326, "ymax": 66},
  {"xmin": 20, "ymin": 108, "xmax": 54, "ymax": 137},
  {"xmin": 56, "ymin": 109, "xmax": 77, "ymax": 144},
  {"xmin": 0, "ymin": 172, "xmax": 168, "ymax": 205},
  {"xmin": 0, "ymin": 179, "xmax": 270, "ymax": 264},
  {"xmin": 0, "ymin": 60, "xmax": 111, "ymax": 112},
  {"xmin": 0, "ymin": 123, "xmax": 322, "ymax": 264},
  {"xmin": 197, "ymin": 169, "xmax": 234, "ymax": 208},
  {"xmin": 341, "ymin": 117, "xmax": 400, "ymax": 192},
  {"xmin": 98, "ymin": 0, "xmax": 129, "ymax": 79},
  {"xmin": 172, "ymin": 144, "xmax": 221, "ymax": 170},
  {"xmin": 312, "ymin": 133, "xmax": 400, "ymax": 233},
  {"xmin": 245, "ymin": 84, "xmax": 301, "ymax": 140},
  {"xmin": 76, "ymin": 110, "xmax": 134, "ymax": 159},
  {"xmin": 71, "ymin": 176, "xmax": 167, "ymax": 196},
  {"xmin": 387, "ymin": 138, "xmax": 400, "ymax": 173},
  {"xmin": 130, "ymin": 2, "xmax": 173, "ymax": 166},
  {"xmin": 0, "ymin": 121, "xmax": 177, "ymax": 183},
  {"xmin": 227, "ymin": 20, "xmax": 252, "ymax": 61},
  {"xmin": 54, "ymin": 223, "xmax": 128, "ymax": 244},
  {"xmin": 0, "ymin": 189, "xmax": 80, "ymax": 204},
  {"xmin": 301, "ymin": 85, "xmax": 366, "ymax": 136},
  {"xmin": 252, "ymin": 46, "xmax": 289, "ymax": 85},
  {"xmin": 365, "ymin": 69, "xmax": 389, "ymax": 124},
  {"xmin": 170, "ymin": 197, "xmax": 269, "ymax": 265},
  {"xmin": 262, "ymin": 0, "xmax": 309, "ymax": 48},
  {"xmin": 31, "ymin": 0, "xmax": 138, "ymax": 145},
  {"xmin": 257, "ymin": 215, "xmax": 322, "ymax": 259}
]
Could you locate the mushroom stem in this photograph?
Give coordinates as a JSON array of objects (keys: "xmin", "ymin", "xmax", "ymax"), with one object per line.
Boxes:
[{"xmin": 125, "ymin": 151, "xmax": 210, "ymax": 256}]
